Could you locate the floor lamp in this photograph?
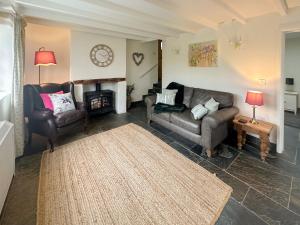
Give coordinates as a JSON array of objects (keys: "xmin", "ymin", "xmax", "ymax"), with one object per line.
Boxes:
[{"xmin": 34, "ymin": 47, "xmax": 57, "ymax": 84}]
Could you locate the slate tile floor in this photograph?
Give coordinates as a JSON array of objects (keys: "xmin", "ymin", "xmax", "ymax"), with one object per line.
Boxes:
[{"xmin": 1, "ymin": 105, "xmax": 300, "ymax": 225}]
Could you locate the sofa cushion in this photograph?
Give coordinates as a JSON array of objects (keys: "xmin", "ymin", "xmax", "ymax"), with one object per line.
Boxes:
[
  {"xmin": 190, "ymin": 88, "xmax": 233, "ymax": 109},
  {"xmin": 151, "ymin": 106, "xmax": 171, "ymax": 121},
  {"xmin": 183, "ymin": 86, "xmax": 194, "ymax": 108},
  {"xmin": 55, "ymin": 110, "xmax": 85, "ymax": 128},
  {"xmin": 170, "ymin": 110, "xmax": 202, "ymax": 134}
]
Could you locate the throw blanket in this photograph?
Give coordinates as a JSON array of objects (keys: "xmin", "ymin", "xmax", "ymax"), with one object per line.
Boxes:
[{"xmin": 154, "ymin": 103, "xmax": 185, "ymax": 113}]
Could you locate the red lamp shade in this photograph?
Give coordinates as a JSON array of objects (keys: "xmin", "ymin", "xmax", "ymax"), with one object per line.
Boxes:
[
  {"xmin": 245, "ymin": 90, "xmax": 264, "ymax": 106},
  {"xmin": 34, "ymin": 50, "xmax": 56, "ymax": 66}
]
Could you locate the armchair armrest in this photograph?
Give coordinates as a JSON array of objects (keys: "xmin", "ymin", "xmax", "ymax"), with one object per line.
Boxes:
[
  {"xmin": 202, "ymin": 107, "xmax": 239, "ymax": 129},
  {"xmin": 76, "ymin": 102, "xmax": 86, "ymax": 112},
  {"xmin": 31, "ymin": 109, "xmax": 53, "ymax": 120}
]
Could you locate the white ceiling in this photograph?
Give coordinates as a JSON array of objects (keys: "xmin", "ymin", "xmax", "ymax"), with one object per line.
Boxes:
[{"xmin": 1, "ymin": 0, "xmax": 299, "ymax": 41}]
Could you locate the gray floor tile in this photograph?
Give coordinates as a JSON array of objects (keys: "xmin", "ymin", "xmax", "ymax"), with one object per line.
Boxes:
[
  {"xmin": 243, "ymin": 188, "xmax": 300, "ymax": 225},
  {"xmin": 216, "ymin": 198, "xmax": 268, "ymax": 225},
  {"xmin": 227, "ymin": 153, "xmax": 292, "ymax": 206}
]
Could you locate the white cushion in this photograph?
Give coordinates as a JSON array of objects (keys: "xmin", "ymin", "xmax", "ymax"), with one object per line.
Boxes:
[
  {"xmin": 204, "ymin": 98, "xmax": 220, "ymax": 114},
  {"xmin": 162, "ymin": 88, "xmax": 178, "ymax": 95},
  {"xmin": 191, "ymin": 104, "xmax": 208, "ymax": 120},
  {"xmin": 49, "ymin": 92, "xmax": 76, "ymax": 116},
  {"xmin": 156, "ymin": 92, "xmax": 176, "ymax": 105}
]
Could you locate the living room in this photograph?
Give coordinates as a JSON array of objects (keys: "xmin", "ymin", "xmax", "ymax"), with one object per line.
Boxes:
[{"xmin": 1, "ymin": 0, "xmax": 300, "ymax": 225}]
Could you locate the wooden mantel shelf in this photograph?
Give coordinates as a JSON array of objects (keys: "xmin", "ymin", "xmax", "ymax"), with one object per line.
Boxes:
[{"xmin": 73, "ymin": 78, "xmax": 126, "ymax": 85}]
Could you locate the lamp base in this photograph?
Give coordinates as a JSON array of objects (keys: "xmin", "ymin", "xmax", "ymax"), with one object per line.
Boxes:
[
  {"xmin": 250, "ymin": 106, "xmax": 259, "ymax": 125},
  {"xmin": 249, "ymin": 118, "xmax": 259, "ymax": 124}
]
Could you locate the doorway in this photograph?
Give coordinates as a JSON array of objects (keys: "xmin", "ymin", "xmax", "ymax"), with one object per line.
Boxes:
[
  {"xmin": 158, "ymin": 40, "xmax": 162, "ymax": 83},
  {"xmin": 281, "ymin": 32, "xmax": 300, "ymax": 163}
]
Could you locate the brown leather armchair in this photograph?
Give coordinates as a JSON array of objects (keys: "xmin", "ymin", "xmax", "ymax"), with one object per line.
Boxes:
[{"xmin": 24, "ymin": 82, "xmax": 87, "ymax": 152}]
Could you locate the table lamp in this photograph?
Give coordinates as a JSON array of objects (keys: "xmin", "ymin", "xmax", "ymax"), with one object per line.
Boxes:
[
  {"xmin": 34, "ymin": 47, "xmax": 56, "ymax": 84},
  {"xmin": 245, "ymin": 90, "xmax": 264, "ymax": 124}
]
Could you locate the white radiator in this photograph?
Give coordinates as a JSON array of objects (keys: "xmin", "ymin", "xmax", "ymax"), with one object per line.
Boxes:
[{"xmin": 0, "ymin": 121, "xmax": 15, "ymax": 213}]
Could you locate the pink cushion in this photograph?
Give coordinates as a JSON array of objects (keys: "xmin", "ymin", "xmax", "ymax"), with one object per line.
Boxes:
[{"xmin": 40, "ymin": 91, "xmax": 63, "ymax": 111}]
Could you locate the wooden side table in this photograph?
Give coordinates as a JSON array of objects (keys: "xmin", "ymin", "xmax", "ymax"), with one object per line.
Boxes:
[{"xmin": 233, "ymin": 115, "xmax": 274, "ymax": 161}]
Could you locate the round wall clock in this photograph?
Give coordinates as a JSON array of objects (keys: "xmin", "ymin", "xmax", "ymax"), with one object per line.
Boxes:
[{"xmin": 90, "ymin": 44, "xmax": 114, "ymax": 67}]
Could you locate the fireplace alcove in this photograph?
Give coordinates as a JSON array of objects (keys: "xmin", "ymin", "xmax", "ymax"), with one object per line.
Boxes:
[{"xmin": 74, "ymin": 78, "xmax": 126, "ymax": 117}]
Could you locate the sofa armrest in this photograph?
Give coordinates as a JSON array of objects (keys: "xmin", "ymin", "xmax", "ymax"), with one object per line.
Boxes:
[
  {"xmin": 31, "ymin": 109, "xmax": 53, "ymax": 120},
  {"xmin": 145, "ymin": 95, "xmax": 157, "ymax": 121},
  {"xmin": 144, "ymin": 95, "xmax": 156, "ymax": 107},
  {"xmin": 201, "ymin": 107, "xmax": 239, "ymax": 150},
  {"xmin": 202, "ymin": 107, "xmax": 239, "ymax": 129}
]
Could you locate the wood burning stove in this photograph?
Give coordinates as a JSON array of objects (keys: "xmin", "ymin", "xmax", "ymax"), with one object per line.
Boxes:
[{"xmin": 84, "ymin": 83, "xmax": 114, "ymax": 116}]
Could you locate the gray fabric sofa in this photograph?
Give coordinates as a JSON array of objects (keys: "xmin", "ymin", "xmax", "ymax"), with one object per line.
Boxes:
[{"xmin": 145, "ymin": 86, "xmax": 239, "ymax": 157}]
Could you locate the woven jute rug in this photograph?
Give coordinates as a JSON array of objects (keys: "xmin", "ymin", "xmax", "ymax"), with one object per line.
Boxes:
[{"xmin": 37, "ymin": 123, "xmax": 232, "ymax": 225}]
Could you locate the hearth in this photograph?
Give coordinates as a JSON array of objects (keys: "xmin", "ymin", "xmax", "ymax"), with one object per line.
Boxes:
[{"xmin": 84, "ymin": 83, "xmax": 114, "ymax": 116}]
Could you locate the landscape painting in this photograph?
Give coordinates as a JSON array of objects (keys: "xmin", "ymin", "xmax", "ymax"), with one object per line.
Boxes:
[{"xmin": 188, "ymin": 40, "xmax": 218, "ymax": 67}]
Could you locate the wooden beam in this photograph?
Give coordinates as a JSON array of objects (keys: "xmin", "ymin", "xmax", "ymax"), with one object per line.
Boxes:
[
  {"xmin": 17, "ymin": 0, "xmax": 182, "ymax": 37},
  {"xmin": 19, "ymin": 6, "xmax": 169, "ymax": 40},
  {"xmin": 73, "ymin": 78, "xmax": 126, "ymax": 85},
  {"xmin": 271, "ymin": 0, "xmax": 288, "ymax": 16},
  {"xmin": 212, "ymin": 0, "xmax": 246, "ymax": 24},
  {"xmin": 26, "ymin": 17, "xmax": 151, "ymax": 41},
  {"xmin": 98, "ymin": 0, "xmax": 213, "ymax": 29}
]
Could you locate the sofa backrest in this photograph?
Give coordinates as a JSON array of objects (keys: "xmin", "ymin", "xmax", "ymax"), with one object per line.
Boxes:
[{"xmin": 190, "ymin": 88, "xmax": 234, "ymax": 109}]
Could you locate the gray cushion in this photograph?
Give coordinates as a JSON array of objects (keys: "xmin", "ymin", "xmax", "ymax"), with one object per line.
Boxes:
[
  {"xmin": 183, "ymin": 86, "xmax": 194, "ymax": 108},
  {"xmin": 151, "ymin": 106, "xmax": 171, "ymax": 121},
  {"xmin": 170, "ymin": 110, "xmax": 201, "ymax": 134},
  {"xmin": 190, "ymin": 88, "xmax": 233, "ymax": 109}
]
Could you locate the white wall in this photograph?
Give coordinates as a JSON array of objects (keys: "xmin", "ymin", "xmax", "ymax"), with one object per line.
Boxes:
[
  {"xmin": 284, "ymin": 37, "xmax": 300, "ymax": 106},
  {"xmin": 70, "ymin": 31, "xmax": 126, "ymax": 80},
  {"xmin": 70, "ymin": 31, "xmax": 127, "ymax": 113},
  {"xmin": 163, "ymin": 13, "xmax": 282, "ymax": 144},
  {"xmin": 24, "ymin": 23, "xmax": 70, "ymax": 84},
  {"xmin": 127, "ymin": 40, "xmax": 158, "ymax": 102}
]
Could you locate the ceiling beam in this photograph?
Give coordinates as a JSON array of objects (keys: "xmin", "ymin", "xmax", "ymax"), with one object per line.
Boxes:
[
  {"xmin": 80, "ymin": 0, "xmax": 200, "ymax": 33},
  {"xmin": 19, "ymin": 6, "xmax": 168, "ymax": 40},
  {"xmin": 212, "ymin": 0, "xmax": 246, "ymax": 24},
  {"xmin": 104, "ymin": 0, "xmax": 213, "ymax": 30},
  {"xmin": 26, "ymin": 17, "xmax": 151, "ymax": 41},
  {"xmin": 270, "ymin": 0, "xmax": 288, "ymax": 16},
  {"xmin": 143, "ymin": 0, "xmax": 218, "ymax": 30},
  {"xmin": 16, "ymin": 0, "xmax": 181, "ymax": 37}
]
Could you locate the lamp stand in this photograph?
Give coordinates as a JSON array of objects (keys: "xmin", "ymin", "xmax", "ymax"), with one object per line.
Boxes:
[
  {"xmin": 250, "ymin": 105, "xmax": 258, "ymax": 124},
  {"xmin": 38, "ymin": 65, "xmax": 41, "ymax": 84}
]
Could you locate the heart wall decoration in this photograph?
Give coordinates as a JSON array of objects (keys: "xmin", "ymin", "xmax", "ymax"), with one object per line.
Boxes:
[{"xmin": 132, "ymin": 52, "xmax": 144, "ymax": 66}]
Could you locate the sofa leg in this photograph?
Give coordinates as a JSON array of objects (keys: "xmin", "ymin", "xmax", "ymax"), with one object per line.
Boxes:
[
  {"xmin": 206, "ymin": 148, "xmax": 215, "ymax": 158},
  {"xmin": 49, "ymin": 139, "xmax": 54, "ymax": 152}
]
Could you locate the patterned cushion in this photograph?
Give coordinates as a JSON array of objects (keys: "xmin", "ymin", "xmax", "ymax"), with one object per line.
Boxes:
[
  {"xmin": 49, "ymin": 92, "xmax": 76, "ymax": 116},
  {"xmin": 156, "ymin": 92, "xmax": 176, "ymax": 105},
  {"xmin": 191, "ymin": 104, "xmax": 208, "ymax": 120},
  {"xmin": 40, "ymin": 91, "xmax": 63, "ymax": 111}
]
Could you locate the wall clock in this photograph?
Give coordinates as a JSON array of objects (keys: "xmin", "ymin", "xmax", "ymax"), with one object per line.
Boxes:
[{"xmin": 90, "ymin": 44, "xmax": 114, "ymax": 67}]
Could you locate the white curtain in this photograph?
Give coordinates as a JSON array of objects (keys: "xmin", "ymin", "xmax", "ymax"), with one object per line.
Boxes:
[{"xmin": 12, "ymin": 15, "xmax": 26, "ymax": 157}]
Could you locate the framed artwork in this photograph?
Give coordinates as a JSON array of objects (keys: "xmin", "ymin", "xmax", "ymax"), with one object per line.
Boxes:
[{"xmin": 188, "ymin": 40, "xmax": 218, "ymax": 67}]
